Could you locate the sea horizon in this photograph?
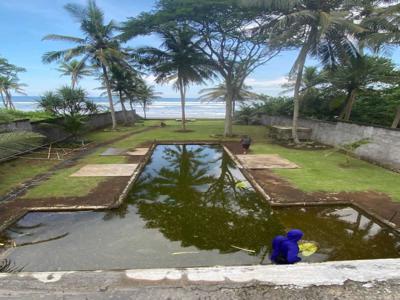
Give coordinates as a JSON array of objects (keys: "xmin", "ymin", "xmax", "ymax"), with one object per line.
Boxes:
[{"xmin": 7, "ymin": 96, "xmax": 227, "ymax": 119}]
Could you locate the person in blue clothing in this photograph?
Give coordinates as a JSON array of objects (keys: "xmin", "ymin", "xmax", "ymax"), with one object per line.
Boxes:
[{"xmin": 270, "ymin": 229, "xmax": 304, "ymax": 264}]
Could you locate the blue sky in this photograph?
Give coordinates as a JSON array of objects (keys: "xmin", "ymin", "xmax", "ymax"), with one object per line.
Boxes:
[{"xmin": 1, "ymin": 0, "xmax": 399, "ymax": 98}]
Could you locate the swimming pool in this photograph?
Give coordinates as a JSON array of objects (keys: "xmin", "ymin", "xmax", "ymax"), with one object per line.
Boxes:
[{"xmin": 0, "ymin": 144, "xmax": 399, "ymax": 272}]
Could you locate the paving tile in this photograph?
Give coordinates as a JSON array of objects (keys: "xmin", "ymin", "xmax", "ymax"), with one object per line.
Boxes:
[
  {"xmin": 70, "ymin": 164, "xmax": 138, "ymax": 177},
  {"xmin": 237, "ymin": 154, "xmax": 299, "ymax": 169}
]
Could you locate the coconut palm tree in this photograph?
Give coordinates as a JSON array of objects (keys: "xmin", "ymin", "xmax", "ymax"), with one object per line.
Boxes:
[
  {"xmin": 57, "ymin": 60, "xmax": 92, "ymax": 88},
  {"xmin": 326, "ymin": 55, "xmax": 400, "ymax": 121},
  {"xmin": 0, "ymin": 76, "xmax": 27, "ymax": 110},
  {"xmin": 42, "ymin": 0, "xmax": 130, "ymax": 129},
  {"xmin": 137, "ymin": 26, "xmax": 215, "ymax": 131},
  {"xmin": 199, "ymin": 82, "xmax": 259, "ymax": 117},
  {"xmin": 0, "ymin": 57, "xmax": 26, "ymax": 110},
  {"xmin": 135, "ymin": 84, "xmax": 160, "ymax": 120},
  {"xmin": 357, "ymin": 2, "xmax": 400, "ymax": 127},
  {"xmin": 246, "ymin": 0, "xmax": 364, "ymax": 143}
]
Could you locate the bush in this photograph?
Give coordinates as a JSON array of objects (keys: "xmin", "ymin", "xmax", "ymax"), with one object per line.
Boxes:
[{"xmin": 0, "ymin": 109, "xmax": 52, "ymax": 123}]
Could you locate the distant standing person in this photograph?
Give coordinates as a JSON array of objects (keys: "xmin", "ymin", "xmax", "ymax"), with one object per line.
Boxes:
[{"xmin": 240, "ymin": 135, "xmax": 252, "ymax": 154}]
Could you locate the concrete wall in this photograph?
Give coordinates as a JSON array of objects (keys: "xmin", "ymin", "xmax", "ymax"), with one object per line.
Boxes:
[
  {"xmin": 0, "ymin": 119, "xmax": 32, "ymax": 133},
  {"xmin": 2, "ymin": 110, "xmax": 136, "ymax": 141},
  {"xmin": 261, "ymin": 115, "xmax": 400, "ymax": 171}
]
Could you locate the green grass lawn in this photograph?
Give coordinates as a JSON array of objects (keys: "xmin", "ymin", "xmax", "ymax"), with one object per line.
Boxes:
[
  {"xmin": 4, "ymin": 119, "xmax": 399, "ymax": 202},
  {"xmin": 251, "ymin": 143, "xmax": 400, "ymax": 201},
  {"xmin": 0, "ymin": 159, "xmax": 57, "ymax": 196}
]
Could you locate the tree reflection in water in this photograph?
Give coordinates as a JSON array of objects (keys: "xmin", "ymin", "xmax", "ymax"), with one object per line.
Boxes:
[{"xmin": 124, "ymin": 144, "xmax": 284, "ymax": 256}]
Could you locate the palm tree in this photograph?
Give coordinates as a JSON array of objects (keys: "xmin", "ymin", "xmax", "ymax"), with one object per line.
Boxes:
[
  {"xmin": 42, "ymin": 0, "xmax": 130, "ymax": 129},
  {"xmin": 357, "ymin": 2, "xmax": 400, "ymax": 128},
  {"xmin": 199, "ymin": 83, "xmax": 259, "ymax": 117},
  {"xmin": 247, "ymin": 0, "xmax": 364, "ymax": 143},
  {"xmin": 327, "ymin": 55, "xmax": 400, "ymax": 121},
  {"xmin": 57, "ymin": 59, "xmax": 92, "ymax": 88},
  {"xmin": 136, "ymin": 84, "xmax": 160, "ymax": 119},
  {"xmin": 0, "ymin": 56, "xmax": 26, "ymax": 110},
  {"xmin": 138, "ymin": 26, "xmax": 215, "ymax": 131},
  {"xmin": 0, "ymin": 76, "xmax": 27, "ymax": 110}
]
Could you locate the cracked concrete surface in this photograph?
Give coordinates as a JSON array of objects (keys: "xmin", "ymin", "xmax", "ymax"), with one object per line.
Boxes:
[{"xmin": 0, "ymin": 259, "xmax": 399, "ymax": 299}]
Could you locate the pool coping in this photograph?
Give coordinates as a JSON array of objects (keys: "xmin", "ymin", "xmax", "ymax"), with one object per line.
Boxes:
[{"xmin": 0, "ymin": 259, "xmax": 399, "ymax": 292}]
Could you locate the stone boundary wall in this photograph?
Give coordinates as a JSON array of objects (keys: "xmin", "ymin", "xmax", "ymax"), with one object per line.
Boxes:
[
  {"xmin": 260, "ymin": 115, "xmax": 400, "ymax": 171},
  {"xmin": 0, "ymin": 119, "xmax": 32, "ymax": 133},
  {"xmin": 1, "ymin": 110, "xmax": 137, "ymax": 141}
]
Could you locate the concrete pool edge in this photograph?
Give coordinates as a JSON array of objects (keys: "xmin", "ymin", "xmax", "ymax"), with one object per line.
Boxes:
[{"xmin": 0, "ymin": 259, "xmax": 399, "ymax": 290}]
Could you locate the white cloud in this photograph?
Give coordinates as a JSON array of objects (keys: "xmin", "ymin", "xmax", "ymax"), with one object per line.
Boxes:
[
  {"xmin": 244, "ymin": 77, "xmax": 289, "ymax": 96},
  {"xmin": 245, "ymin": 76, "xmax": 288, "ymax": 88}
]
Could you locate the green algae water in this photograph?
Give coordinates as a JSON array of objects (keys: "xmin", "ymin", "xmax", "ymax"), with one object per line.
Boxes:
[{"xmin": 0, "ymin": 144, "xmax": 399, "ymax": 272}]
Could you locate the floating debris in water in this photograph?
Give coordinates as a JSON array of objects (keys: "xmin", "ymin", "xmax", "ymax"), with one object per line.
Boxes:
[
  {"xmin": 171, "ymin": 251, "xmax": 200, "ymax": 255},
  {"xmin": 231, "ymin": 245, "xmax": 256, "ymax": 253},
  {"xmin": 299, "ymin": 241, "xmax": 318, "ymax": 256},
  {"xmin": 235, "ymin": 181, "xmax": 247, "ymax": 189}
]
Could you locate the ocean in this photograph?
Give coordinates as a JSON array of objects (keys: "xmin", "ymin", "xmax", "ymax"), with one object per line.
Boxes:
[{"xmin": 9, "ymin": 96, "xmax": 226, "ymax": 119}]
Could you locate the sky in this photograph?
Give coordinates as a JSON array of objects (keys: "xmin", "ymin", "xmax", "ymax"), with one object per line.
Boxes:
[{"xmin": 1, "ymin": 0, "xmax": 400, "ymax": 98}]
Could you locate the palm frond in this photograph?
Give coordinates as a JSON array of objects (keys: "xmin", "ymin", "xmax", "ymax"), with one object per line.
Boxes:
[{"xmin": 42, "ymin": 34, "xmax": 85, "ymax": 43}]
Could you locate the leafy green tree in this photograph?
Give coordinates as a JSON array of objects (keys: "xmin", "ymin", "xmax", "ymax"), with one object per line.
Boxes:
[
  {"xmin": 137, "ymin": 26, "xmax": 215, "ymax": 130},
  {"xmin": 246, "ymin": 0, "xmax": 364, "ymax": 143},
  {"xmin": 234, "ymin": 105, "xmax": 255, "ymax": 125},
  {"xmin": 38, "ymin": 86, "xmax": 98, "ymax": 137},
  {"xmin": 42, "ymin": 0, "xmax": 130, "ymax": 129},
  {"xmin": 57, "ymin": 59, "xmax": 92, "ymax": 88},
  {"xmin": 122, "ymin": 0, "xmax": 278, "ymax": 136}
]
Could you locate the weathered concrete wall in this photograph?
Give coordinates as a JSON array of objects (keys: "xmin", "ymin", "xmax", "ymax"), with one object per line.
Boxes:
[
  {"xmin": 261, "ymin": 115, "xmax": 400, "ymax": 171},
  {"xmin": 0, "ymin": 119, "xmax": 32, "ymax": 133},
  {"xmin": 2, "ymin": 110, "xmax": 136, "ymax": 141}
]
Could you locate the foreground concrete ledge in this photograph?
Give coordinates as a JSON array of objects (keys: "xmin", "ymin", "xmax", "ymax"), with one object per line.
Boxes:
[{"xmin": 1, "ymin": 259, "xmax": 399, "ymax": 292}]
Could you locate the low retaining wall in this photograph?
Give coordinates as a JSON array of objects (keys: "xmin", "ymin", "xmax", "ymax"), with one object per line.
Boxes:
[
  {"xmin": 0, "ymin": 119, "xmax": 32, "ymax": 133},
  {"xmin": 2, "ymin": 110, "xmax": 136, "ymax": 141},
  {"xmin": 261, "ymin": 115, "xmax": 400, "ymax": 171}
]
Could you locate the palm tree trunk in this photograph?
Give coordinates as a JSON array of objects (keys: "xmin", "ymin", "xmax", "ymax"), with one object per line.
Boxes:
[
  {"xmin": 341, "ymin": 89, "xmax": 357, "ymax": 121},
  {"xmin": 292, "ymin": 49, "xmax": 307, "ymax": 144},
  {"xmin": 224, "ymin": 86, "xmax": 234, "ymax": 137},
  {"xmin": 143, "ymin": 103, "xmax": 147, "ymax": 119},
  {"xmin": 119, "ymin": 90, "xmax": 128, "ymax": 124},
  {"xmin": 5, "ymin": 90, "xmax": 15, "ymax": 110},
  {"xmin": 71, "ymin": 76, "xmax": 77, "ymax": 89},
  {"xmin": 0, "ymin": 91, "xmax": 7, "ymax": 108},
  {"xmin": 178, "ymin": 78, "xmax": 187, "ymax": 131},
  {"xmin": 101, "ymin": 64, "xmax": 117, "ymax": 130},
  {"xmin": 392, "ymin": 106, "xmax": 400, "ymax": 128}
]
